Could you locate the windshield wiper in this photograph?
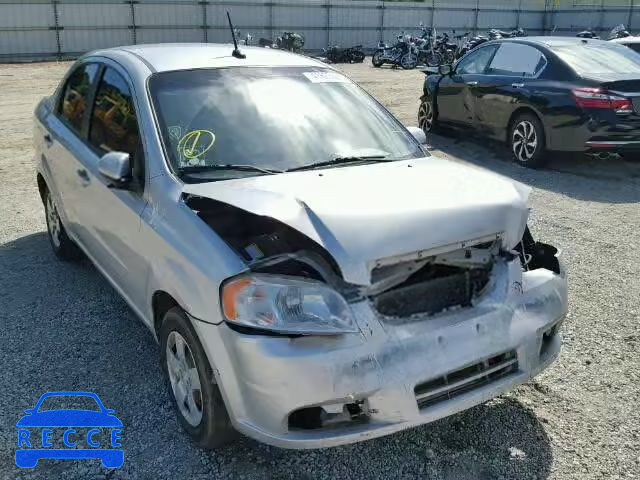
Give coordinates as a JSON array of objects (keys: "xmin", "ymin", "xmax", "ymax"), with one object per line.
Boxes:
[
  {"xmin": 286, "ymin": 155, "xmax": 392, "ymax": 172},
  {"xmin": 179, "ymin": 164, "xmax": 284, "ymax": 175}
]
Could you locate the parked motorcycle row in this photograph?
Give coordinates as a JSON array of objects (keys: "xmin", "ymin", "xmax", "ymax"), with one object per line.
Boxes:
[
  {"xmin": 255, "ymin": 31, "xmax": 306, "ymax": 52},
  {"xmin": 372, "ymin": 25, "xmax": 527, "ymax": 69}
]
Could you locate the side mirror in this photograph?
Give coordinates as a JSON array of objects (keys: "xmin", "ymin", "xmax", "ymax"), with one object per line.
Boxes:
[
  {"xmin": 438, "ymin": 64, "xmax": 453, "ymax": 76},
  {"xmin": 407, "ymin": 126, "xmax": 427, "ymax": 144},
  {"xmin": 98, "ymin": 151, "xmax": 131, "ymax": 187}
]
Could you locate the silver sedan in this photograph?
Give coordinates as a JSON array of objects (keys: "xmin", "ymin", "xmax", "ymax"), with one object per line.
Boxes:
[{"xmin": 34, "ymin": 43, "xmax": 567, "ymax": 449}]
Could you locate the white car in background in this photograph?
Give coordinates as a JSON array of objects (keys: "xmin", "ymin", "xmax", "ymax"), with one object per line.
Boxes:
[{"xmin": 610, "ymin": 35, "xmax": 640, "ymax": 53}]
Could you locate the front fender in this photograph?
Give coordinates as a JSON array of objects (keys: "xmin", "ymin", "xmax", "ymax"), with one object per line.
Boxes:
[{"xmin": 421, "ymin": 75, "xmax": 442, "ymax": 100}]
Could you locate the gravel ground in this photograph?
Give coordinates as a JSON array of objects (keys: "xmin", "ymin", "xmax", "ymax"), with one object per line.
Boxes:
[{"xmin": 0, "ymin": 59, "xmax": 639, "ymax": 480}]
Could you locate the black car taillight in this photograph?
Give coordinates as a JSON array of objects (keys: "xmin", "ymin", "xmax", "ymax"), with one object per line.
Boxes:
[{"xmin": 572, "ymin": 87, "xmax": 633, "ymax": 114}]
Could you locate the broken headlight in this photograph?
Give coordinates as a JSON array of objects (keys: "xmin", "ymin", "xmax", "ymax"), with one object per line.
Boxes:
[{"xmin": 221, "ymin": 274, "xmax": 359, "ymax": 335}]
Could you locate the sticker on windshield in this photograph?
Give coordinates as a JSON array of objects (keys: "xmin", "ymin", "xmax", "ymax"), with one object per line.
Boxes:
[
  {"xmin": 177, "ymin": 130, "xmax": 216, "ymax": 166},
  {"xmin": 168, "ymin": 125, "xmax": 183, "ymax": 142},
  {"xmin": 302, "ymin": 71, "xmax": 348, "ymax": 83}
]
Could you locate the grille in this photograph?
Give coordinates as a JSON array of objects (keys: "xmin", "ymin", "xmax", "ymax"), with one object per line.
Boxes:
[
  {"xmin": 373, "ymin": 265, "xmax": 491, "ymax": 318},
  {"xmin": 415, "ymin": 350, "xmax": 518, "ymax": 409},
  {"xmin": 632, "ymin": 97, "xmax": 640, "ymax": 113}
]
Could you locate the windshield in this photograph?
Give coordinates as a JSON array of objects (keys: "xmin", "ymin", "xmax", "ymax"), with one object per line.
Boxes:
[
  {"xmin": 149, "ymin": 67, "xmax": 424, "ymax": 182},
  {"xmin": 550, "ymin": 42, "xmax": 640, "ymax": 75}
]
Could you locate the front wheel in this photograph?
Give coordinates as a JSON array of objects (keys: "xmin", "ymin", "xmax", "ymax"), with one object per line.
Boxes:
[
  {"xmin": 372, "ymin": 51, "xmax": 384, "ymax": 67},
  {"xmin": 400, "ymin": 52, "xmax": 418, "ymax": 69},
  {"xmin": 160, "ymin": 307, "xmax": 237, "ymax": 449},
  {"xmin": 418, "ymin": 98, "xmax": 436, "ymax": 133},
  {"xmin": 509, "ymin": 113, "xmax": 547, "ymax": 168}
]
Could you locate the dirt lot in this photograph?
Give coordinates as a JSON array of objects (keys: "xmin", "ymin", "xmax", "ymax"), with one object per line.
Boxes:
[{"xmin": 0, "ymin": 60, "xmax": 639, "ymax": 480}]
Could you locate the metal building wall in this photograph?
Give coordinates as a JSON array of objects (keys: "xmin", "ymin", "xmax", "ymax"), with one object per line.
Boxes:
[{"xmin": 0, "ymin": 0, "xmax": 637, "ymax": 61}]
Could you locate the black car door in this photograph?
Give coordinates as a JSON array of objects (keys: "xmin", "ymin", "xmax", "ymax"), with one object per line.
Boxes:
[
  {"xmin": 436, "ymin": 44, "xmax": 499, "ymax": 127},
  {"xmin": 474, "ymin": 42, "xmax": 548, "ymax": 138}
]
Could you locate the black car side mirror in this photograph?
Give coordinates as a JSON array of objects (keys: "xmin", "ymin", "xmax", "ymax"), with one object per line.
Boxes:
[{"xmin": 438, "ymin": 64, "xmax": 453, "ymax": 76}]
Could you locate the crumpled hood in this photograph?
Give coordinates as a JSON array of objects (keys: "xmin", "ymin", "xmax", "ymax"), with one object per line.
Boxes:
[{"xmin": 183, "ymin": 157, "xmax": 530, "ymax": 286}]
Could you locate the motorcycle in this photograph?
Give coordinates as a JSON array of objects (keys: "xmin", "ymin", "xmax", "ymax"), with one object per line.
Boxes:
[
  {"xmin": 234, "ymin": 29, "xmax": 252, "ymax": 46},
  {"xmin": 434, "ymin": 31, "xmax": 457, "ymax": 64},
  {"xmin": 372, "ymin": 33, "xmax": 418, "ymax": 69},
  {"xmin": 455, "ymin": 27, "xmax": 525, "ymax": 60},
  {"xmin": 608, "ymin": 24, "xmax": 631, "ymax": 39},
  {"xmin": 323, "ymin": 45, "xmax": 365, "ymax": 64},
  {"xmin": 456, "ymin": 34, "xmax": 489, "ymax": 60},
  {"xmin": 275, "ymin": 31, "xmax": 305, "ymax": 53},
  {"xmin": 413, "ymin": 26, "xmax": 442, "ymax": 67}
]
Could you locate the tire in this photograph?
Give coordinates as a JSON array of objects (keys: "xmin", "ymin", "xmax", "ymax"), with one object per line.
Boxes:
[
  {"xmin": 418, "ymin": 97, "xmax": 436, "ymax": 134},
  {"xmin": 372, "ymin": 51, "xmax": 384, "ymax": 67},
  {"xmin": 43, "ymin": 187, "xmax": 82, "ymax": 261},
  {"xmin": 509, "ymin": 112, "xmax": 547, "ymax": 168},
  {"xmin": 426, "ymin": 52, "xmax": 442, "ymax": 67},
  {"xmin": 401, "ymin": 52, "xmax": 418, "ymax": 69},
  {"xmin": 160, "ymin": 307, "xmax": 237, "ymax": 449},
  {"xmin": 352, "ymin": 50, "xmax": 365, "ymax": 63}
]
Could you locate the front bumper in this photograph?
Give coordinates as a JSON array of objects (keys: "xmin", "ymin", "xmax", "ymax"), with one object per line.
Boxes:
[{"xmin": 194, "ymin": 261, "xmax": 567, "ymax": 449}]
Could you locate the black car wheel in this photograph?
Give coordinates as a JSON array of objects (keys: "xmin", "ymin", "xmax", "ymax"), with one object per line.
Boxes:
[
  {"xmin": 160, "ymin": 306, "xmax": 237, "ymax": 449},
  {"xmin": 418, "ymin": 98, "xmax": 436, "ymax": 134},
  {"xmin": 43, "ymin": 187, "xmax": 82, "ymax": 261},
  {"xmin": 510, "ymin": 113, "xmax": 547, "ymax": 168}
]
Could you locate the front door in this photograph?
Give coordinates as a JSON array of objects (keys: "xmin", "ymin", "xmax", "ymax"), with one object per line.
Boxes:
[
  {"xmin": 436, "ymin": 44, "xmax": 499, "ymax": 127},
  {"xmin": 73, "ymin": 64, "xmax": 150, "ymax": 309},
  {"xmin": 474, "ymin": 42, "xmax": 548, "ymax": 138}
]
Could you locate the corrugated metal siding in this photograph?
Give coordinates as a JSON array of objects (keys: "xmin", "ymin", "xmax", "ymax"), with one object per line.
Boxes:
[{"xmin": 3, "ymin": 0, "xmax": 640, "ymax": 60}]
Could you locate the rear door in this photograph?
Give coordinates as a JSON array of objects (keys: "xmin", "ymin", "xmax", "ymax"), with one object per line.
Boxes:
[
  {"xmin": 474, "ymin": 42, "xmax": 548, "ymax": 138},
  {"xmin": 436, "ymin": 44, "xmax": 498, "ymax": 126},
  {"xmin": 41, "ymin": 63, "xmax": 100, "ymax": 240}
]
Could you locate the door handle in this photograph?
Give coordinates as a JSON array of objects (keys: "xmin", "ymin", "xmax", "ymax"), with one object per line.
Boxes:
[
  {"xmin": 76, "ymin": 169, "xmax": 90, "ymax": 184},
  {"xmin": 512, "ymin": 83, "xmax": 525, "ymax": 88},
  {"xmin": 466, "ymin": 81, "xmax": 478, "ymax": 86},
  {"xmin": 43, "ymin": 134, "xmax": 53, "ymax": 147}
]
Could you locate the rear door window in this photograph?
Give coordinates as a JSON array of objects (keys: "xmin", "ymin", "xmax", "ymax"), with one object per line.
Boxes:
[
  {"xmin": 58, "ymin": 63, "xmax": 99, "ymax": 136},
  {"xmin": 487, "ymin": 43, "xmax": 546, "ymax": 77}
]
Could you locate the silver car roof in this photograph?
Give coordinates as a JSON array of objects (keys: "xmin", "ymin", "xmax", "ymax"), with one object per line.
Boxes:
[{"xmin": 91, "ymin": 43, "xmax": 328, "ymax": 73}]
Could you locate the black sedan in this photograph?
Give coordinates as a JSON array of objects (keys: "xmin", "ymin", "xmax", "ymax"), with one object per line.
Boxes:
[{"xmin": 418, "ymin": 37, "xmax": 640, "ymax": 167}]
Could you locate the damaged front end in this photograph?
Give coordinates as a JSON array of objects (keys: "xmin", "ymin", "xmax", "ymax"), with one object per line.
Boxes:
[{"xmin": 183, "ymin": 189, "xmax": 566, "ymax": 447}]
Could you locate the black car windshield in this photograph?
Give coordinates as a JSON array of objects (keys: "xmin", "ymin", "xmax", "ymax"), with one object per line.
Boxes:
[
  {"xmin": 550, "ymin": 42, "xmax": 640, "ymax": 75},
  {"xmin": 149, "ymin": 67, "xmax": 424, "ymax": 181}
]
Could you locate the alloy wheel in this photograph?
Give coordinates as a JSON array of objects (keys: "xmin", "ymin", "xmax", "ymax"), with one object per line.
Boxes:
[
  {"xmin": 45, "ymin": 192, "xmax": 61, "ymax": 248},
  {"xmin": 418, "ymin": 101, "xmax": 434, "ymax": 133},
  {"xmin": 512, "ymin": 120, "xmax": 538, "ymax": 163},
  {"xmin": 166, "ymin": 331, "xmax": 204, "ymax": 427}
]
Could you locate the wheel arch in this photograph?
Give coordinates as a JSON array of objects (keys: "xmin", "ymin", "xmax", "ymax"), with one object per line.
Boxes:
[
  {"xmin": 151, "ymin": 290, "xmax": 181, "ymax": 336},
  {"xmin": 506, "ymin": 106, "xmax": 548, "ymax": 148},
  {"xmin": 36, "ymin": 173, "xmax": 48, "ymax": 203}
]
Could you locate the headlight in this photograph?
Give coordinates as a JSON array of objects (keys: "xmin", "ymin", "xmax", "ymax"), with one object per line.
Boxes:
[{"xmin": 221, "ymin": 274, "xmax": 358, "ymax": 335}]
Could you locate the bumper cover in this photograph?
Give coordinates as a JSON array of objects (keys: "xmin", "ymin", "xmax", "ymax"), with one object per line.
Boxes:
[{"xmin": 194, "ymin": 261, "xmax": 567, "ymax": 449}]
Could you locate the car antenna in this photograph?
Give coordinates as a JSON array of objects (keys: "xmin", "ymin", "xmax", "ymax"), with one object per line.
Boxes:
[{"xmin": 227, "ymin": 12, "xmax": 246, "ymax": 59}]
